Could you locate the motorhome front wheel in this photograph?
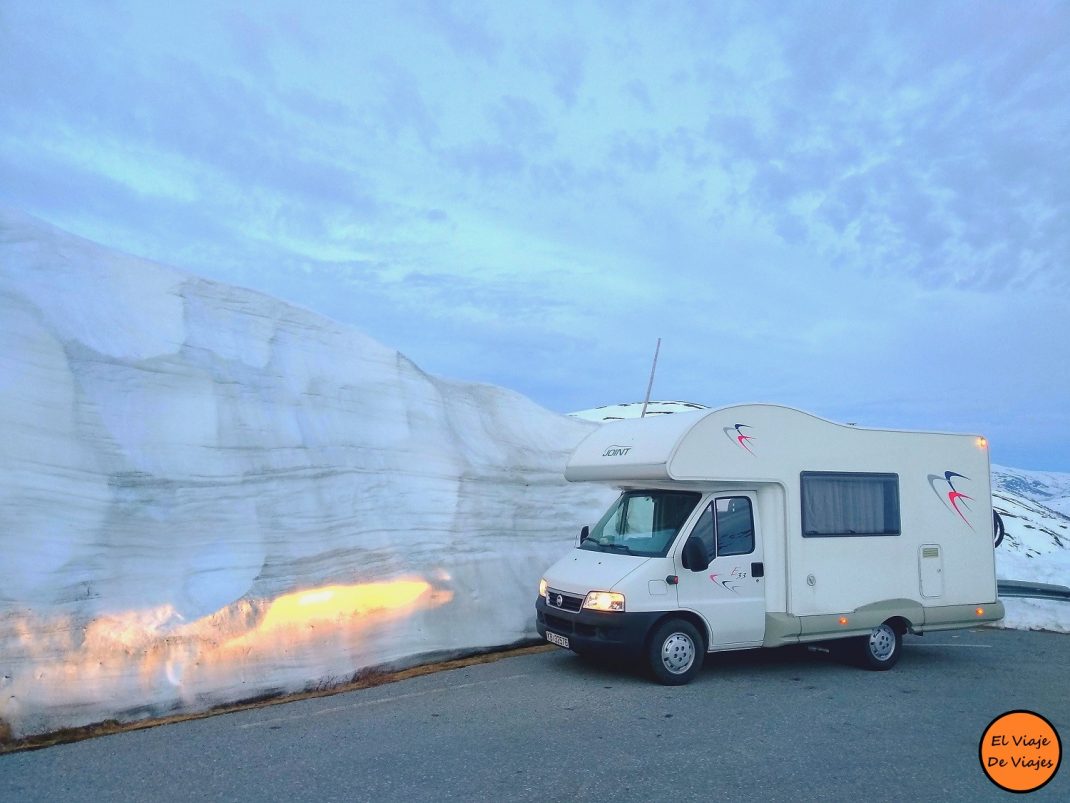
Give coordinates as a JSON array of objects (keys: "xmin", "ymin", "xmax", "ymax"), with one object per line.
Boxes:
[{"xmin": 648, "ymin": 619, "xmax": 704, "ymax": 685}]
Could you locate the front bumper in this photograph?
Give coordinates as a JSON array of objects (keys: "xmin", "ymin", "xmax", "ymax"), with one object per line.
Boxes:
[{"xmin": 535, "ymin": 595, "xmax": 662, "ymax": 656}]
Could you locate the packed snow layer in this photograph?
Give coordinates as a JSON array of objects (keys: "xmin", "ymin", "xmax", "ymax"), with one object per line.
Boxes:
[{"xmin": 0, "ymin": 210, "xmax": 615, "ymax": 739}]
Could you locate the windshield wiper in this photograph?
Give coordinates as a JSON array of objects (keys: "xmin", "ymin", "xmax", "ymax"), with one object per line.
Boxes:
[{"xmin": 599, "ymin": 543, "xmax": 634, "ymax": 555}]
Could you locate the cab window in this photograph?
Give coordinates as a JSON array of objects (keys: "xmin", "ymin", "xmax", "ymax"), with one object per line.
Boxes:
[
  {"xmin": 715, "ymin": 497, "xmax": 754, "ymax": 556},
  {"xmin": 689, "ymin": 496, "xmax": 754, "ymax": 559}
]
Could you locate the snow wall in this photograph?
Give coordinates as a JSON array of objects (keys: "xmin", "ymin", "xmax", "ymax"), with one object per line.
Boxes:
[{"xmin": 0, "ymin": 210, "xmax": 615, "ymax": 739}]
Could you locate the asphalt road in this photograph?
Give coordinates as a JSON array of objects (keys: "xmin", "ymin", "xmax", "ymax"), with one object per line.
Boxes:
[{"xmin": 2, "ymin": 628, "xmax": 1067, "ymax": 802}]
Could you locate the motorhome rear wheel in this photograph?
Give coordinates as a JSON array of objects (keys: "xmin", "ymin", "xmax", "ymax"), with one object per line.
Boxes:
[{"xmin": 857, "ymin": 622, "xmax": 902, "ymax": 670}]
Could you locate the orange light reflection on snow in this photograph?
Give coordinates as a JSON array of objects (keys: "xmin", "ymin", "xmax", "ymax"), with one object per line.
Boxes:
[
  {"xmin": 5, "ymin": 578, "xmax": 452, "ymax": 695},
  {"xmin": 218, "ymin": 577, "xmax": 451, "ymax": 652},
  {"xmin": 258, "ymin": 580, "xmax": 434, "ymax": 632},
  {"xmin": 1, "ymin": 576, "xmax": 456, "ymax": 738}
]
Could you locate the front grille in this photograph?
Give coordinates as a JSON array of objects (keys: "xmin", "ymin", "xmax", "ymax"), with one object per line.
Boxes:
[
  {"xmin": 543, "ymin": 613, "xmax": 597, "ymax": 639},
  {"xmin": 546, "ymin": 588, "xmax": 583, "ymax": 612},
  {"xmin": 544, "ymin": 613, "xmax": 573, "ymax": 633}
]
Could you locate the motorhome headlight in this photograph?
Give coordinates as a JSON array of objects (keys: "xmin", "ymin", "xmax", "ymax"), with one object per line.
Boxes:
[
  {"xmin": 582, "ymin": 591, "xmax": 625, "ymax": 612},
  {"xmin": 539, "ymin": 578, "xmax": 548, "ymax": 599}
]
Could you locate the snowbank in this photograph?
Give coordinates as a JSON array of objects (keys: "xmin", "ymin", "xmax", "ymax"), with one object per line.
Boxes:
[{"xmin": 0, "ymin": 210, "xmax": 614, "ymax": 739}]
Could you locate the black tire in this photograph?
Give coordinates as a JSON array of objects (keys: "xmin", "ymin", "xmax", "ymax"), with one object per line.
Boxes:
[
  {"xmin": 647, "ymin": 619, "xmax": 704, "ymax": 685},
  {"xmin": 855, "ymin": 621, "xmax": 902, "ymax": 670},
  {"xmin": 993, "ymin": 510, "xmax": 1005, "ymax": 548}
]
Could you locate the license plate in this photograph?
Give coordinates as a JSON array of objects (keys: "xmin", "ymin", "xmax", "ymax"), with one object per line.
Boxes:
[{"xmin": 546, "ymin": 631, "xmax": 569, "ymax": 649}]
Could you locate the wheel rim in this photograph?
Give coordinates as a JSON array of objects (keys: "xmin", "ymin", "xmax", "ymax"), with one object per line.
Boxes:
[
  {"xmin": 869, "ymin": 624, "xmax": 896, "ymax": 662},
  {"xmin": 661, "ymin": 632, "xmax": 696, "ymax": 674}
]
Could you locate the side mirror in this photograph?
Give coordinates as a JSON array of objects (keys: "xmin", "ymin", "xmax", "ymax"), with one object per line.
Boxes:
[
  {"xmin": 681, "ymin": 535, "xmax": 710, "ymax": 572},
  {"xmin": 580, "ymin": 525, "xmax": 590, "ymax": 543}
]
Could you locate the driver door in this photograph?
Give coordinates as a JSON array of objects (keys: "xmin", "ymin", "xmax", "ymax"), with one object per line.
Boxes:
[{"xmin": 675, "ymin": 493, "xmax": 765, "ymax": 648}]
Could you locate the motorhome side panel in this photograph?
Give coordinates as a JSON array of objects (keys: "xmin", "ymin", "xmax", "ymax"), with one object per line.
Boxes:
[
  {"xmin": 663, "ymin": 405, "xmax": 999, "ymax": 627},
  {"xmin": 786, "ymin": 430, "xmax": 994, "ymax": 620}
]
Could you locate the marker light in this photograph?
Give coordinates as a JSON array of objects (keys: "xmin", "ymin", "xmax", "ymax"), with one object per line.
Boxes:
[
  {"xmin": 977, "ymin": 437, "xmax": 988, "ymax": 449},
  {"xmin": 838, "ymin": 616, "xmax": 849, "ymax": 626},
  {"xmin": 583, "ymin": 591, "xmax": 626, "ymax": 612},
  {"xmin": 976, "ymin": 607, "xmax": 985, "ymax": 616}
]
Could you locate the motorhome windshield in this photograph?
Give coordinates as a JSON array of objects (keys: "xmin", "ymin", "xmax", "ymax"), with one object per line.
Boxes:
[{"xmin": 581, "ymin": 490, "xmax": 702, "ymax": 557}]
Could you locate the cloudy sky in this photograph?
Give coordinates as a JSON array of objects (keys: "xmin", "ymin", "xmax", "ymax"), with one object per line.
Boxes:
[{"xmin": 1, "ymin": 1, "xmax": 1068, "ymax": 470}]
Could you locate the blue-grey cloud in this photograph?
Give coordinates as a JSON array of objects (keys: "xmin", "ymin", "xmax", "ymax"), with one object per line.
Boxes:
[
  {"xmin": 1, "ymin": 0, "xmax": 1067, "ymax": 469},
  {"xmin": 443, "ymin": 141, "xmax": 526, "ymax": 180},
  {"xmin": 527, "ymin": 36, "xmax": 587, "ymax": 108},
  {"xmin": 369, "ymin": 58, "xmax": 441, "ymax": 147},
  {"xmin": 415, "ymin": 0, "xmax": 502, "ymax": 63},
  {"xmin": 488, "ymin": 95, "xmax": 555, "ymax": 150},
  {"xmin": 623, "ymin": 78, "xmax": 653, "ymax": 112},
  {"xmin": 609, "ymin": 131, "xmax": 662, "ymax": 173}
]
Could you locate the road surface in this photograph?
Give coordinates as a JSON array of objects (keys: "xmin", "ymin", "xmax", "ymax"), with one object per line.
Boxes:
[{"xmin": 2, "ymin": 628, "xmax": 1067, "ymax": 801}]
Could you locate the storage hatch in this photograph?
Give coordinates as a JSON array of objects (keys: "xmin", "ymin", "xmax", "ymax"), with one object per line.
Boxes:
[{"xmin": 919, "ymin": 544, "xmax": 943, "ymax": 598}]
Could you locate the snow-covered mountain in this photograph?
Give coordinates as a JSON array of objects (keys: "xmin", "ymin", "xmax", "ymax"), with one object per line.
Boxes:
[
  {"xmin": 0, "ymin": 209, "xmax": 614, "ymax": 740},
  {"xmin": 993, "ymin": 465, "xmax": 1070, "ymax": 517},
  {"xmin": 569, "ymin": 400, "xmax": 711, "ymax": 421},
  {"xmin": 990, "ymin": 468, "xmax": 1070, "ymax": 633}
]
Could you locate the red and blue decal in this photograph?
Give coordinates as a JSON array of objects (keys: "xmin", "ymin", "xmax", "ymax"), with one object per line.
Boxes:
[
  {"xmin": 723, "ymin": 423, "xmax": 756, "ymax": 455},
  {"xmin": 709, "ymin": 566, "xmax": 748, "ymax": 593},
  {"xmin": 928, "ymin": 470, "xmax": 975, "ymax": 530}
]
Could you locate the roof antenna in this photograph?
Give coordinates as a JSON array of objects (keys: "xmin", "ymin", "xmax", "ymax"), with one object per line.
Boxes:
[{"xmin": 640, "ymin": 337, "xmax": 661, "ymax": 418}]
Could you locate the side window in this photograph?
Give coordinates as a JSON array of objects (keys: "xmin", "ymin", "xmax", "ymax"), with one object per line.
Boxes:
[
  {"xmin": 691, "ymin": 503, "xmax": 716, "ymax": 561},
  {"xmin": 801, "ymin": 472, "xmax": 901, "ymax": 537},
  {"xmin": 716, "ymin": 497, "xmax": 754, "ymax": 556}
]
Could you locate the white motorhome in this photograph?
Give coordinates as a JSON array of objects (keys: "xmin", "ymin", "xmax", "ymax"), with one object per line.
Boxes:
[{"xmin": 536, "ymin": 404, "xmax": 1004, "ymax": 684}]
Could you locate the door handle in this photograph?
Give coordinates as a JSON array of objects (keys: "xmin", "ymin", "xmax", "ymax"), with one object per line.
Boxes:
[{"xmin": 751, "ymin": 562, "xmax": 764, "ymax": 578}]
